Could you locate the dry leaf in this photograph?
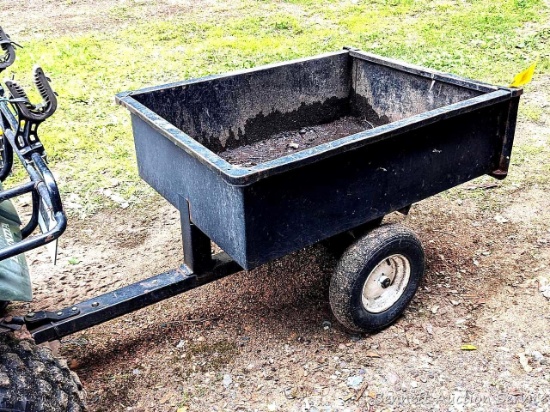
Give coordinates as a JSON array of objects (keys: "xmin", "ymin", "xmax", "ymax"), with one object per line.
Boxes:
[
  {"xmin": 518, "ymin": 353, "xmax": 532, "ymax": 373},
  {"xmin": 508, "ymin": 388, "xmax": 522, "ymax": 397}
]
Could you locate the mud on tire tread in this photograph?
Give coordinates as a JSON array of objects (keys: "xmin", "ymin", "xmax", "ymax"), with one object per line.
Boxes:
[
  {"xmin": 0, "ymin": 333, "xmax": 85, "ymax": 412},
  {"xmin": 329, "ymin": 223, "xmax": 425, "ymax": 333}
]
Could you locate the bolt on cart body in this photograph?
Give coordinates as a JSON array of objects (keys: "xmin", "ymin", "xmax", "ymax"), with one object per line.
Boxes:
[{"xmin": 0, "ymin": 33, "xmax": 521, "ymax": 345}]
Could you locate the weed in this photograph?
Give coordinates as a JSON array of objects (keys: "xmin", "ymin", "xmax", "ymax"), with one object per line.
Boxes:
[{"xmin": 520, "ymin": 103, "xmax": 544, "ymax": 122}]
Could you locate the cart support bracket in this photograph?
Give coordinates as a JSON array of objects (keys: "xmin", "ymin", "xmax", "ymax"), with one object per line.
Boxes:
[
  {"xmin": 490, "ymin": 96, "xmax": 520, "ymax": 180},
  {"xmin": 180, "ymin": 196, "xmax": 213, "ymax": 274},
  {"xmin": 24, "ymin": 306, "xmax": 81, "ymax": 327}
]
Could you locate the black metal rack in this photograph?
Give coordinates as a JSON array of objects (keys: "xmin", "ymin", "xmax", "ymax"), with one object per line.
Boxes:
[{"xmin": 0, "ymin": 27, "xmax": 66, "ymax": 262}]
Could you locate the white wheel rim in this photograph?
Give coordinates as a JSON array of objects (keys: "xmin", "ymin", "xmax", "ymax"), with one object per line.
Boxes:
[{"xmin": 361, "ymin": 254, "xmax": 411, "ymax": 313}]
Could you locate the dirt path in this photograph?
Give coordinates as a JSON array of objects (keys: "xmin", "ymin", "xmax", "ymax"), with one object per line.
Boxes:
[
  {"xmin": 0, "ymin": 0, "xmax": 229, "ymax": 37},
  {"xmin": 16, "ymin": 179, "xmax": 550, "ymax": 411}
]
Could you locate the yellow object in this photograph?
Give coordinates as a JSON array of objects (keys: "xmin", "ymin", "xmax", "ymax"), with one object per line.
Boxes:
[
  {"xmin": 0, "ymin": 129, "xmax": 3, "ymax": 136},
  {"xmin": 509, "ymin": 61, "xmax": 537, "ymax": 88},
  {"xmin": 460, "ymin": 344, "xmax": 477, "ymax": 351}
]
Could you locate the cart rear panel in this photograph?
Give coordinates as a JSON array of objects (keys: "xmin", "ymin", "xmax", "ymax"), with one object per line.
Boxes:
[{"xmin": 118, "ymin": 50, "xmax": 521, "ymax": 270}]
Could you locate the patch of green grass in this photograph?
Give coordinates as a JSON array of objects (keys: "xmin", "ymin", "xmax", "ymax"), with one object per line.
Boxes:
[
  {"xmin": 520, "ymin": 103, "xmax": 545, "ymax": 122},
  {"xmin": 68, "ymin": 256, "xmax": 80, "ymax": 265},
  {"xmin": 2, "ymin": 0, "xmax": 549, "ymax": 214},
  {"xmin": 511, "ymin": 137, "xmax": 550, "ymax": 184},
  {"xmin": 186, "ymin": 340, "xmax": 238, "ymax": 371}
]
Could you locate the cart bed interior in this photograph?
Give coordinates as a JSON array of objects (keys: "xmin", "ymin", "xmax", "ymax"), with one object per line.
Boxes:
[{"xmin": 131, "ymin": 51, "xmax": 484, "ymax": 164}]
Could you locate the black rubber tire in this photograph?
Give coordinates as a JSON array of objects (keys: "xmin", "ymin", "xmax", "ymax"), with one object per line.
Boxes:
[
  {"xmin": 0, "ymin": 333, "xmax": 86, "ymax": 412},
  {"xmin": 329, "ymin": 223, "xmax": 425, "ymax": 333}
]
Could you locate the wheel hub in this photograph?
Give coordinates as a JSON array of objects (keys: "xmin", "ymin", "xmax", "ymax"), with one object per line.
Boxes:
[
  {"xmin": 361, "ymin": 254, "xmax": 411, "ymax": 313},
  {"xmin": 378, "ymin": 275, "xmax": 392, "ymax": 288}
]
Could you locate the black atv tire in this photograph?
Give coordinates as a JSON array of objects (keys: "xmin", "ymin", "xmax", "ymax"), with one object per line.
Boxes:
[{"xmin": 0, "ymin": 333, "xmax": 86, "ymax": 412}]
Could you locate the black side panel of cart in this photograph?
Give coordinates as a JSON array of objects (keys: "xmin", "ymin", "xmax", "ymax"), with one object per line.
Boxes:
[
  {"xmin": 130, "ymin": 115, "xmax": 248, "ymax": 265},
  {"xmin": 241, "ymin": 102, "xmax": 510, "ymax": 267}
]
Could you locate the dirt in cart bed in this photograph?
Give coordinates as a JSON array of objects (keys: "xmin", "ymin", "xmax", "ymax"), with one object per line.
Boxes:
[{"xmin": 219, "ymin": 115, "xmax": 377, "ymax": 165}]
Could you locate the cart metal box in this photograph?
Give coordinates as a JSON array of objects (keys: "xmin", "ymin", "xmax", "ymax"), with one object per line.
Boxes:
[{"xmin": 116, "ymin": 49, "xmax": 520, "ymax": 270}]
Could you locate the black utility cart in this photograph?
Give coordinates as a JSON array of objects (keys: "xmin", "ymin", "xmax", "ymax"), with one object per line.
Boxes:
[
  {"xmin": 3, "ymin": 45, "xmax": 521, "ymax": 343},
  {"xmin": 113, "ymin": 48, "xmax": 521, "ymax": 334}
]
